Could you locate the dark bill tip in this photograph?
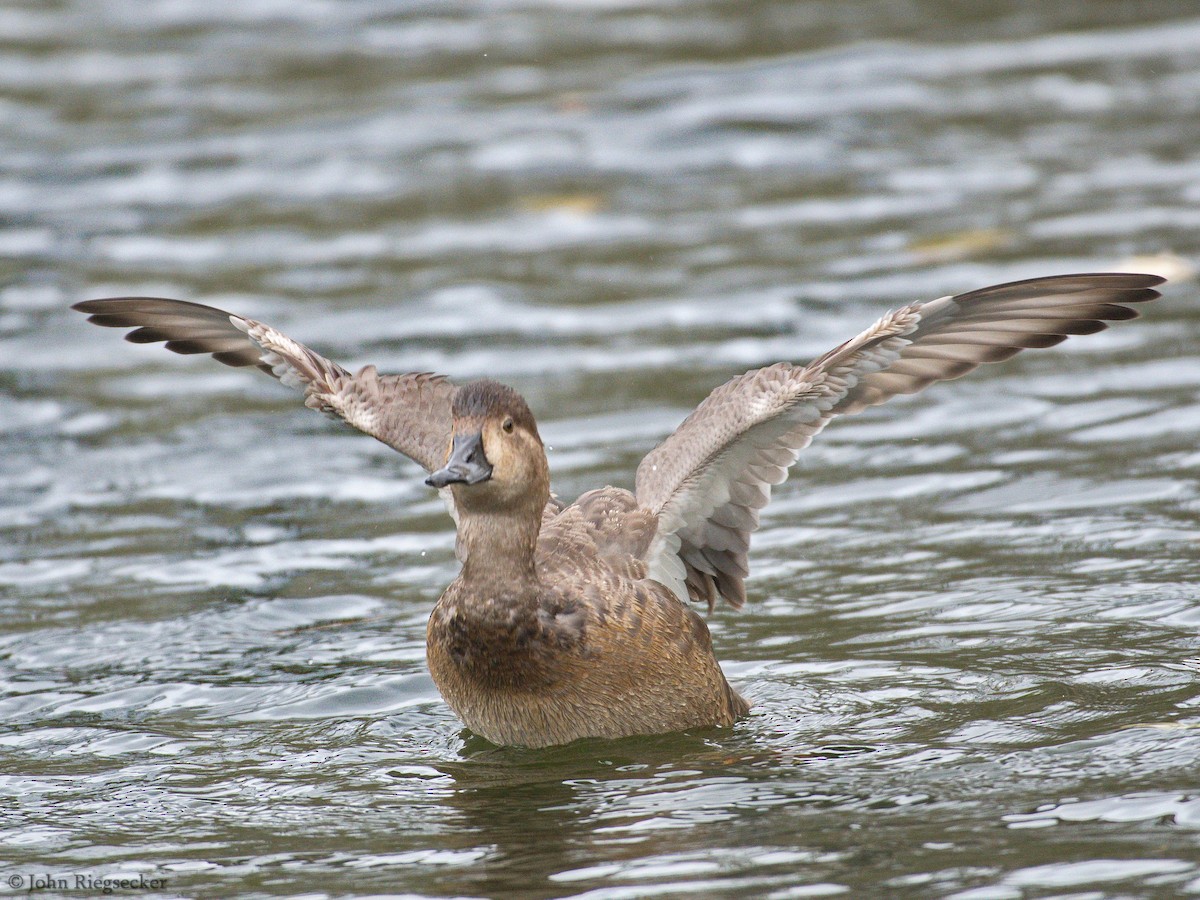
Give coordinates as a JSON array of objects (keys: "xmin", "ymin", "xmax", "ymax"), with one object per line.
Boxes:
[{"xmin": 425, "ymin": 431, "xmax": 492, "ymax": 489}]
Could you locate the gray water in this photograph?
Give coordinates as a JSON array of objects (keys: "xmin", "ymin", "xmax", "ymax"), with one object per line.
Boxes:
[{"xmin": 3, "ymin": 1, "xmax": 1200, "ymax": 897}]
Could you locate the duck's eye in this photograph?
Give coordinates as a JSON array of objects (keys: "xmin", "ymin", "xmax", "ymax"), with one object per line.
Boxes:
[{"xmin": 502, "ymin": 417, "xmax": 515, "ymax": 434}]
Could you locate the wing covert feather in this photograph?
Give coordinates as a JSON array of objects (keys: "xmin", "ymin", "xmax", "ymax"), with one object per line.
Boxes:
[
  {"xmin": 635, "ymin": 273, "xmax": 1164, "ymax": 609},
  {"xmin": 73, "ymin": 297, "xmax": 456, "ymax": 472}
]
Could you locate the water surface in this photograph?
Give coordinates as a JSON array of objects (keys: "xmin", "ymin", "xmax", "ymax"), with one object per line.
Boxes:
[{"xmin": 2, "ymin": 1, "xmax": 1200, "ymax": 897}]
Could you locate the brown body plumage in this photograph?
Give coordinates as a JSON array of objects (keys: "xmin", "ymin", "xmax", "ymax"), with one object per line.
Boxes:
[
  {"xmin": 74, "ymin": 273, "xmax": 1163, "ymax": 746},
  {"xmin": 430, "ymin": 484, "xmax": 747, "ymax": 746}
]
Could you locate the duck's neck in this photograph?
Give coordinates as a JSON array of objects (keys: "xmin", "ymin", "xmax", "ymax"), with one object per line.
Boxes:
[{"xmin": 456, "ymin": 506, "xmax": 543, "ymax": 587}]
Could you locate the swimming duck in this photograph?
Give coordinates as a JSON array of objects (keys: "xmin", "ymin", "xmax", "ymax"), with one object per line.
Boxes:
[{"xmin": 74, "ymin": 272, "xmax": 1162, "ymax": 747}]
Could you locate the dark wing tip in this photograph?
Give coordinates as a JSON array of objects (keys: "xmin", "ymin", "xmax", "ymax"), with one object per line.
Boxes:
[
  {"xmin": 1110, "ymin": 286, "xmax": 1164, "ymax": 308},
  {"xmin": 73, "ymin": 295, "xmax": 237, "ymax": 315},
  {"xmin": 1129, "ymin": 273, "xmax": 1167, "ymax": 289},
  {"xmin": 1101, "ymin": 272, "xmax": 1166, "ymax": 290},
  {"xmin": 126, "ymin": 327, "xmax": 174, "ymax": 344},
  {"xmin": 72, "ymin": 296, "xmax": 268, "ymax": 369},
  {"xmin": 951, "ymin": 272, "xmax": 1165, "ymax": 308}
]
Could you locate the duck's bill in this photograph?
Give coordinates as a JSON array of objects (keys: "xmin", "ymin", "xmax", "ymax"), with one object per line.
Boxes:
[{"xmin": 425, "ymin": 432, "xmax": 493, "ymax": 488}]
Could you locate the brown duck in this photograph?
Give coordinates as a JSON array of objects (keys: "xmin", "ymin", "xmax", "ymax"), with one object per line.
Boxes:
[{"xmin": 74, "ymin": 272, "xmax": 1162, "ymax": 747}]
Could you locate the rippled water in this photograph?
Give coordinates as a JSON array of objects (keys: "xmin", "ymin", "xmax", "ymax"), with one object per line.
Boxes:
[{"xmin": 3, "ymin": 1, "xmax": 1200, "ymax": 897}]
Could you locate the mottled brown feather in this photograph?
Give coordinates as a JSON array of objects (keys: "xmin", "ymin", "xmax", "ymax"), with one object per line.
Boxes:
[{"xmin": 430, "ymin": 485, "xmax": 747, "ymax": 746}]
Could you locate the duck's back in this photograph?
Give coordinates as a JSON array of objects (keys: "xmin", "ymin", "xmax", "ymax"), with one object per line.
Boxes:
[{"xmin": 427, "ymin": 487, "xmax": 748, "ymax": 747}]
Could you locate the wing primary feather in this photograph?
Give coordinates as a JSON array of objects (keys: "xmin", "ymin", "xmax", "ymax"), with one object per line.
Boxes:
[
  {"xmin": 73, "ymin": 296, "xmax": 458, "ymax": 474},
  {"xmin": 636, "ymin": 273, "xmax": 1164, "ymax": 609}
]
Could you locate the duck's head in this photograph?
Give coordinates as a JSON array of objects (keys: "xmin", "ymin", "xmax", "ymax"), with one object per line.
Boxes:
[{"xmin": 426, "ymin": 379, "xmax": 547, "ymax": 512}]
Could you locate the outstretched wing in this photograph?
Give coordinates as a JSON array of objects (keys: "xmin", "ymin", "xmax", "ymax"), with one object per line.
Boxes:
[
  {"xmin": 73, "ymin": 297, "xmax": 456, "ymax": 473},
  {"xmin": 634, "ymin": 273, "xmax": 1164, "ymax": 610}
]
